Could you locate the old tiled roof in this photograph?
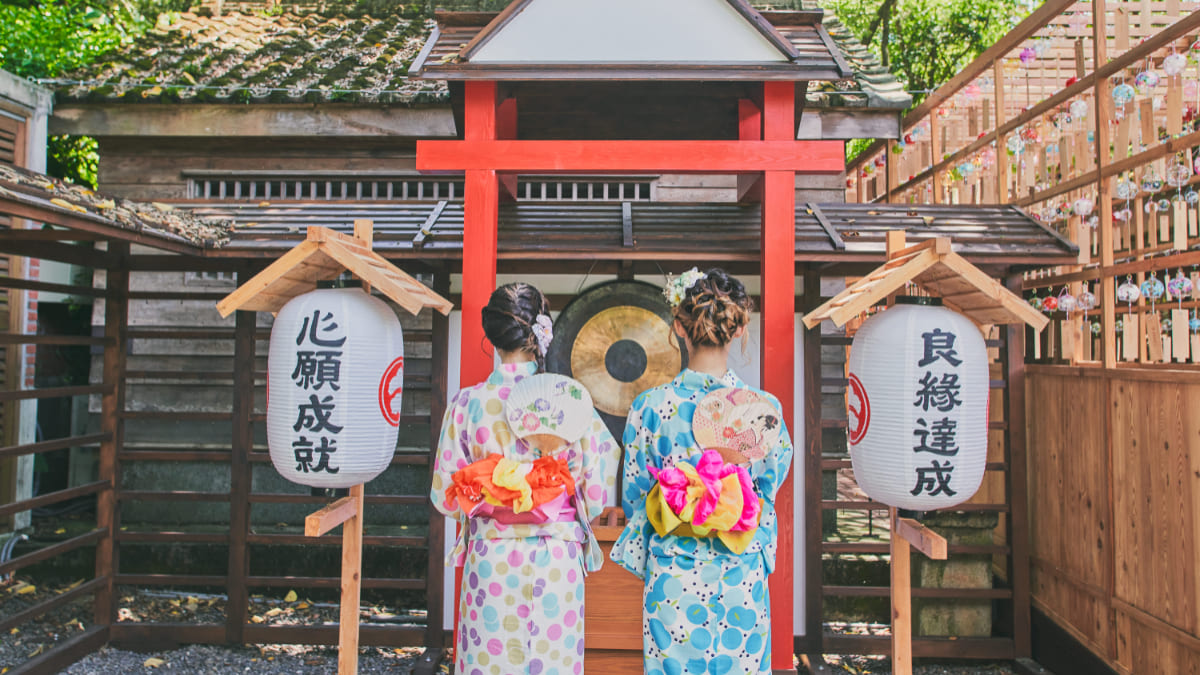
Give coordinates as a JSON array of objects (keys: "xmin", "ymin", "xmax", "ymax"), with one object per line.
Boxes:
[
  {"xmin": 755, "ymin": 1, "xmax": 910, "ymax": 109},
  {"xmin": 57, "ymin": 8, "xmax": 445, "ymax": 104},
  {"xmin": 55, "ymin": 2, "xmax": 907, "ymax": 110},
  {"xmin": 0, "ymin": 164, "xmax": 233, "ymax": 247}
]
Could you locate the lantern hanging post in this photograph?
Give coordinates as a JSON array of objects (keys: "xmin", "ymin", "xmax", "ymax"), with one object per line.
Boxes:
[
  {"xmin": 216, "ymin": 222, "xmax": 453, "ymax": 675},
  {"xmin": 889, "ymin": 508, "xmax": 949, "ymax": 675}
]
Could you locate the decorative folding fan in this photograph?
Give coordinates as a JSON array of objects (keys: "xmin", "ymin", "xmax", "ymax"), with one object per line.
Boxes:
[
  {"xmin": 505, "ymin": 373, "xmax": 595, "ymax": 455},
  {"xmin": 692, "ymin": 388, "xmax": 782, "ymax": 463}
]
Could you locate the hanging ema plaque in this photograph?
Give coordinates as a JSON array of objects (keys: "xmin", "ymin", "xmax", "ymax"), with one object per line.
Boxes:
[{"xmin": 266, "ymin": 285, "xmax": 405, "ymax": 488}]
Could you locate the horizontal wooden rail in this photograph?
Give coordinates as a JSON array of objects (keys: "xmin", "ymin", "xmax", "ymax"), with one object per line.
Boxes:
[
  {"xmin": 127, "ymin": 290, "xmax": 237, "ymax": 301},
  {"xmin": 822, "ymin": 501, "xmax": 1010, "ymax": 512},
  {"xmin": 123, "ymin": 370, "xmax": 248, "ymax": 381},
  {"xmin": 0, "ymin": 433, "xmax": 110, "ymax": 460},
  {"xmin": 116, "ymin": 531, "xmax": 229, "ymax": 544},
  {"xmin": 0, "ymin": 529, "xmax": 105, "ymax": 577},
  {"xmin": 114, "ymin": 574, "xmax": 229, "ymax": 586},
  {"xmin": 118, "ymin": 491, "xmax": 230, "ymax": 503},
  {"xmin": 127, "ymin": 329, "xmax": 241, "ymax": 340},
  {"xmin": 245, "ymin": 534, "xmax": 426, "ymax": 547},
  {"xmin": 0, "ymin": 384, "xmax": 110, "ymax": 402},
  {"xmin": 109, "ymin": 623, "xmax": 226, "ymax": 646},
  {"xmin": 120, "ymin": 411, "xmax": 233, "ymax": 421},
  {"xmin": 8, "ymin": 625, "xmax": 108, "ymax": 675},
  {"xmin": 823, "ymin": 542, "xmax": 1010, "ymax": 555},
  {"xmin": 247, "ymin": 452, "xmax": 430, "ymax": 466},
  {"xmin": 0, "ymin": 481, "xmax": 108, "ymax": 519},
  {"xmin": 822, "ymin": 459, "xmax": 1007, "ymax": 471},
  {"xmin": 245, "ymin": 575, "xmax": 427, "ymax": 590},
  {"xmin": 823, "ymin": 585, "xmax": 1013, "ymax": 599},
  {"xmin": 0, "ymin": 576, "xmax": 106, "ymax": 634},
  {"xmin": 248, "ymin": 493, "xmax": 427, "ymax": 506},
  {"xmin": 0, "ymin": 277, "xmax": 107, "ymax": 298},
  {"xmin": 119, "ymin": 450, "xmax": 231, "ymax": 462},
  {"xmin": 0, "ymin": 334, "xmax": 110, "ymax": 346}
]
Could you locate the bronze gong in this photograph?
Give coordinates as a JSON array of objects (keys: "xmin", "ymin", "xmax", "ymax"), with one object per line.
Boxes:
[{"xmin": 546, "ymin": 281, "xmax": 686, "ymax": 441}]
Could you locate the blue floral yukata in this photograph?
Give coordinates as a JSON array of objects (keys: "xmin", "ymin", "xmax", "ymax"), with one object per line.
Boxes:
[
  {"xmin": 611, "ymin": 369, "xmax": 793, "ymax": 675},
  {"xmin": 432, "ymin": 362, "xmax": 620, "ymax": 675}
]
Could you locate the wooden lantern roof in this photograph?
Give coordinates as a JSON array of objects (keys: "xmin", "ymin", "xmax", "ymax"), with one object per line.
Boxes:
[
  {"xmin": 802, "ymin": 231, "xmax": 1049, "ymax": 331},
  {"xmin": 216, "ymin": 221, "xmax": 453, "ymax": 318},
  {"xmin": 411, "ymin": 0, "xmax": 853, "ymax": 82}
]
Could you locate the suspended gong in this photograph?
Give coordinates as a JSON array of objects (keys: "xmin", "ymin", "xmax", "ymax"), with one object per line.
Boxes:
[{"xmin": 546, "ymin": 281, "xmax": 686, "ymax": 443}]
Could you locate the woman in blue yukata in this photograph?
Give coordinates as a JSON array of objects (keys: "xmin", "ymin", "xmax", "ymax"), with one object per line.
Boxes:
[
  {"xmin": 431, "ymin": 283, "xmax": 620, "ymax": 675},
  {"xmin": 611, "ymin": 268, "xmax": 794, "ymax": 675}
]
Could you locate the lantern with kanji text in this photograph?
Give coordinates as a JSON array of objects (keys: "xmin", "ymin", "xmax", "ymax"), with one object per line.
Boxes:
[
  {"xmin": 266, "ymin": 284, "xmax": 405, "ymax": 488},
  {"xmin": 846, "ymin": 297, "xmax": 988, "ymax": 511}
]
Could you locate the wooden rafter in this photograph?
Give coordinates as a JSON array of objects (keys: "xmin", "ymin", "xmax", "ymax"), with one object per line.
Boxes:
[
  {"xmin": 801, "ymin": 232, "xmax": 1048, "ymax": 331},
  {"xmin": 215, "ymin": 222, "xmax": 453, "ymax": 318}
]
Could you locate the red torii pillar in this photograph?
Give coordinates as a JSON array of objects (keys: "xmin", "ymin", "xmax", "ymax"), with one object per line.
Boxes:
[{"xmin": 421, "ymin": 80, "xmax": 839, "ymax": 672}]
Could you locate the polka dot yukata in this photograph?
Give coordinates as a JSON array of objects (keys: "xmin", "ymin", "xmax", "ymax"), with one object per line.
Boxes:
[
  {"xmin": 610, "ymin": 369, "xmax": 793, "ymax": 675},
  {"xmin": 431, "ymin": 361, "xmax": 620, "ymax": 675}
]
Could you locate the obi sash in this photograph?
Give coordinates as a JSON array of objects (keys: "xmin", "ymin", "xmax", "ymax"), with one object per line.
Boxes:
[
  {"xmin": 644, "ymin": 449, "xmax": 761, "ymax": 554},
  {"xmin": 445, "ymin": 454, "xmax": 604, "ymax": 572}
]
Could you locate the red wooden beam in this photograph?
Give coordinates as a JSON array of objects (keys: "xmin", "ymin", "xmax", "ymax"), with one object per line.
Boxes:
[
  {"xmin": 760, "ymin": 80, "xmax": 797, "ymax": 673},
  {"xmin": 416, "ymin": 139, "xmax": 844, "ymax": 173},
  {"xmin": 456, "ymin": 79, "xmax": 500, "ymax": 653},
  {"xmin": 737, "ymin": 99, "xmax": 764, "ymax": 202}
]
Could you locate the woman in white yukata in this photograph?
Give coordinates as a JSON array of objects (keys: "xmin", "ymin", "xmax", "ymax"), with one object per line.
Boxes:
[
  {"xmin": 611, "ymin": 268, "xmax": 794, "ymax": 675},
  {"xmin": 431, "ymin": 282, "xmax": 620, "ymax": 675}
]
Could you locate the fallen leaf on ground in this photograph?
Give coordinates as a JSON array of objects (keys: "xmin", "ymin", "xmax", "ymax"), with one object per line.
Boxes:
[
  {"xmin": 284, "ymin": 590, "xmax": 298, "ymax": 602},
  {"xmin": 143, "ymin": 657, "xmax": 165, "ymax": 668},
  {"xmin": 250, "ymin": 615, "xmax": 265, "ymax": 623}
]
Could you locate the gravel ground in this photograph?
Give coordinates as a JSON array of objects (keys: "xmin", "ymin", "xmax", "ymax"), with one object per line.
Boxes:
[{"xmin": 63, "ymin": 644, "xmax": 434, "ymax": 674}]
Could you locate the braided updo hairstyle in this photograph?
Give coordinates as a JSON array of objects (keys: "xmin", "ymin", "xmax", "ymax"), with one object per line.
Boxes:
[
  {"xmin": 481, "ymin": 282, "xmax": 551, "ymax": 366},
  {"xmin": 674, "ymin": 268, "xmax": 754, "ymax": 348}
]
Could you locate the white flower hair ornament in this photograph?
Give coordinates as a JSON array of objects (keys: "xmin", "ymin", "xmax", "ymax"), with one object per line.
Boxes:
[
  {"xmin": 663, "ymin": 267, "xmax": 707, "ymax": 308},
  {"xmin": 531, "ymin": 313, "xmax": 553, "ymax": 356}
]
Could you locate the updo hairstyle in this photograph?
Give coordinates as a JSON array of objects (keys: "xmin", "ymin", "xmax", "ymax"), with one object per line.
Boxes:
[
  {"xmin": 674, "ymin": 268, "xmax": 754, "ymax": 348},
  {"xmin": 481, "ymin": 282, "xmax": 551, "ymax": 362}
]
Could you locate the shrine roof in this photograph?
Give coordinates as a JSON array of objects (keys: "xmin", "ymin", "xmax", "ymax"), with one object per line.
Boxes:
[
  {"xmin": 49, "ymin": 4, "xmax": 908, "ymax": 110},
  {"xmin": 182, "ymin": 200, "xmax": 1075, "ymax": 266}
]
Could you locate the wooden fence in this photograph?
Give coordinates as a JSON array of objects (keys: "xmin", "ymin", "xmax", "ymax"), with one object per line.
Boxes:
[
  {"xmin": 0, "ymin": 233, "xmax": 449, "ymax": 674},
  {"xmin": 1027, "ymin": 366, "xmax": 1200, "ymax": 674}
]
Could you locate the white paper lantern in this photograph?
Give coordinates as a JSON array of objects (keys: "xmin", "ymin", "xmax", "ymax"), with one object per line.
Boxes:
[
  {"xmin": 267, "ymin": 286, "xmax": 404, "ymax": 488},
  {"xmin": 846, "ymin": 298, "xmax": 988, "ymax": 511}
]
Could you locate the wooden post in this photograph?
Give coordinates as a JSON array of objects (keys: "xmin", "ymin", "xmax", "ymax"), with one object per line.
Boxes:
[
  {"xmin": 95, "ymin": 243, "xmax": 130, "ymax": 627},
  {"xmin": 890, "ymin": 508, "xmax": 948, "ymax": 675},
  {"xmin": 305, "ymin": 484, "xmax": 367, "ymax": 675},
  {"xmin": 761, "ymin": 80, "xmax": 797, "ymax": 674},
  {"xmin": 890, "ymin": 508, "xmax": 912, "ymax": 675}
]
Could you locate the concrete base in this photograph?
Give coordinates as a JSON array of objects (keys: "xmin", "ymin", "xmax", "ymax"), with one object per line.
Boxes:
[{"xmin": 912, "ymin": 511, "xmax": 999, "ymax": 637}]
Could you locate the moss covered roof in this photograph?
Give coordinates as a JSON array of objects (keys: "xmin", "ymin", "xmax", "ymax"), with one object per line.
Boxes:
[{"xmin": 55, "ymin": 1, "xmax": 907, "ymax": 109}]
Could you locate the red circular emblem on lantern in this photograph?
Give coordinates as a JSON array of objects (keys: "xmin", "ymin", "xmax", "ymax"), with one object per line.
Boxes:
[
  {"xmin": 378, "ymin": 357, "xmax": 405, "ymax": 426},
  {"xmin": 847, "ymin": 373, "xmax": 870, "ymax": 445}
]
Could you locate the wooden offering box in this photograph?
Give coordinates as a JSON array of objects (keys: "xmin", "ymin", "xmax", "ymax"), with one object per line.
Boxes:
[{"xmin": 585, "ymin": 507, "xmax": 643, "ymax": 671}]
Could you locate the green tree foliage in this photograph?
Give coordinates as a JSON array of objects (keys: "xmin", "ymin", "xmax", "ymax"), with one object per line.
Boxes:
[
  {"xmin": 0, "ymin": 0, "xmax": 169, "ymax": 186},
  {"xmin": 824, "ymin": 0, "xmax": 1027, "ymax": 107}
]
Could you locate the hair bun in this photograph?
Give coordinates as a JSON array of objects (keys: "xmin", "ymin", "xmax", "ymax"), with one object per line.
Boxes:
[{"xmin": 673, "ymin": 268, "xmax": 754, "ymax": 348}]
